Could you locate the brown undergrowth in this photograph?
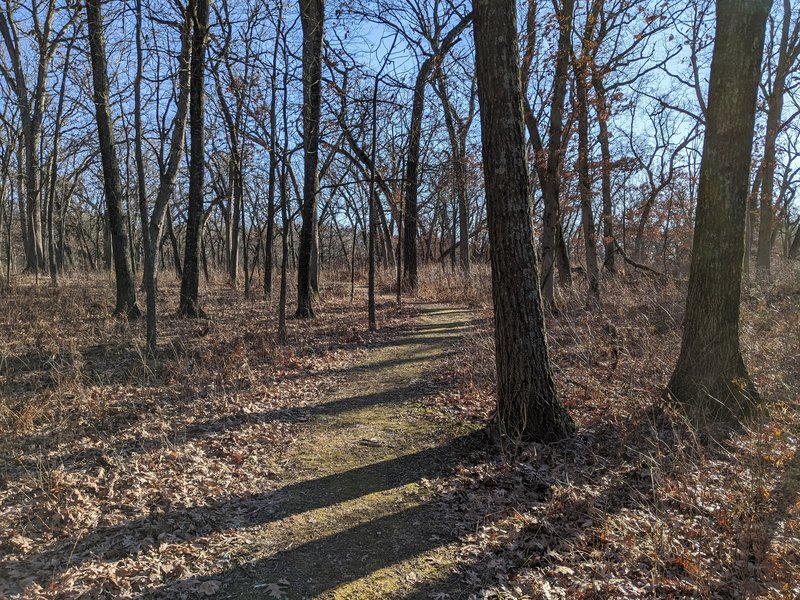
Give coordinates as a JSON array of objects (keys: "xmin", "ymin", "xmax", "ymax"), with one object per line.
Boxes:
[
  {"xmin": 1, "ymin": 261, "xmax": 798, "ymax": 599},
  {"xmin": 419, "ymin": 260, "xmax": 800, "ymax": 598},
  {"xmin": 0, "ymin": 271, "xmax": 417, "ymax": 598}
]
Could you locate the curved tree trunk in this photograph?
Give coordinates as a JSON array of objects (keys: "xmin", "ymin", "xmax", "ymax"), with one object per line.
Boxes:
[
  {"xmin": 179, "ymin": 0, "xmax": 209, "ymax": 318},
  {"xmin": 143, "ymin": 4, "xmax": 192, "ymax": 350},
  {"xmin": 540, "ymin": 0, "xmax": 575, "ymax": 307},
  {"xmin": 85, "ymin": 0, "xmax": 140, "ymax": 318},
  {"xmin": 402, "ymin": 13, "xmax": 473, "ymax": 290},
  {"xmin": 756, "ymin": 0, "xmax": 796, "ymax": 275}
]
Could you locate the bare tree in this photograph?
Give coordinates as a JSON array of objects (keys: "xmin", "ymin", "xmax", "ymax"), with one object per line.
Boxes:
[
  {"xmin": 756, "ymin": 0, "xmax": 799, "ymax": 274},
  {"xmin": 141, "ymin": 2, "xmax": 192, "ymax": 350},
  {"xmin": 179, "ymin": 0, "xmax": 210, "ymax": 318},
  {"xmin": 296, "ymin": 0, "xmax": 325, "ymax": 318},
  {"xmin": 85, "ymin": 0, "xmax": 140, "ymax": 318},
  {"xmin": 473, "ymin": 0, "xmax": 574, "ymax": 443}
]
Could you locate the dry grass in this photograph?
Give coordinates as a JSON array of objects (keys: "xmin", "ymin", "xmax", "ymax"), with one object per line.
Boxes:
[
  {"xmin": 415, "ymin": 262, "xmax": 493, "ymax": 308},
  {"xmin": 1, "ymin": 261, "xmax": 798, "ymax": 598},
  {"xmin": 0, "ymin": 270, "xmax": 416, "ymax": 598},
  {"xmin": 420, "ymin": 259, "xmax": 800, "ymax": 598}
]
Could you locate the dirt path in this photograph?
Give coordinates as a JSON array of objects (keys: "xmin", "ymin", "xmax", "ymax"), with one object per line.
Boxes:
[{"xmin": 221, "ymin": 303, "xmax": 478, "ymax": 599}]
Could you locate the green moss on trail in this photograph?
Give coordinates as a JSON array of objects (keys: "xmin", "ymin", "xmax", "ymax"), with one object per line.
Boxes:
[{"xmin": 222, "ymin": 304, "xmax": 478, "ymax": 599}]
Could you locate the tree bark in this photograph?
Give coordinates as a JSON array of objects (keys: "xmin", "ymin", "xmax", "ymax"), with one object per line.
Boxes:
[
  {"xmin": 666, "ymin": 0, "xmax": 770, "ymax": 425},
  {"xmin": 434, "ymin": 68, "xmax": 472, "ymax": 274},
  {"xmin": 591, "ymin": 75, "xmax": 615, "ymax": 273},
  {"xmin": 85, "ymin": 0, "xmax": 140, "ymax": 318},
  {"xmin": 539, "ymin": 0, "xmax": 575, "ymax": 306},
  {"xmin": 574, "ymin": 62, "xmax": 599, "ymax": 301},
  {"xmin": 143, "ymin": 3, "xmax": 192, "ymax": 349},
  {"xmin": 756, "ymin": 0, "xmax": 797, "ymax": 275},
  {"xmin": 789, "ymin": 223, "xmax": 800, "ymax": 259},
  {"xmin": 402, "ymin": 13, "xmax": 473, "ymax": 289},
  {"xmin": 296, "ymin": 0, "xmax": 324, "ymax": 318},
  {"xmin": 473, "ymin": 0, "xmax": 574, "ymax": 443},
  {"xmin": 47, "ymin": 35, "xmax": 73, "ymax": 286},
  {"xmin": 264, "ymin": 2, "xmax": 283, "ymax": 299},
  {"xmin": 179, "ymin": 0, "xmax": 210, "ymax": 318}
]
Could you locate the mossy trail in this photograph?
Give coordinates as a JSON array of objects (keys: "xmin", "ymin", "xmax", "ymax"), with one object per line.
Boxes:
[{"xmin": 222, "ymin": 303, "xmax": 478, "ymax": 599}]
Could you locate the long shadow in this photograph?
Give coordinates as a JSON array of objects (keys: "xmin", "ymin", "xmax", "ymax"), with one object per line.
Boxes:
[
  {"xmin": 1, "ymin": 431, "xmax": 484, "ymax": 596},
  {"xmin": 742, "ymin": 436, "xmax": 800, "ymax": 594},
  {"xmin": 3, "ymin": 377, "xmax": 447, "ymax": 500},
  {"xmin": 269, "ymin": 343, "xmax": 463, "ymax": 386},
  {"xmin": 140, "ymin": 429, "xmax": 495, "ymax": 600},
  {"xmin": 57, "ymin": 350, "xmax": 455, "ymax": 462},
  {"xmin": 202, "ymin": 500, "xmax": 480, "ymax": 600},
  {"xmin": 5, "ymin": 325, "xmax": 467, "ymax": 482},
  {"xmin": 113, "ymin": 381, "xmax": 439, "ymax": 459}
]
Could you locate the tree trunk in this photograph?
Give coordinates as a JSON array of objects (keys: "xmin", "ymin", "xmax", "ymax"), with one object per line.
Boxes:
[
  {"xmin": 278, "ymin": 164, "xmax": 290, "ymax": 344},
  {"xmin": 744, "ymin": 160, "xmax": 763, "ymax": 275},
  {"xmin": 296, "ymin": 0, "xmax": 324, "ymax": 318},
  {"xmin": 402, "ymin": 63, "xmax": 429, "ymax": 290},
  {"xmin": 473, "ymin": 0, "xmax": 574, "ymax": 443},
  {"xmin": 789, "ymin": 223, "xmax": 800, "ymax": 259},
  {"xmin": 264, "ymin": 2, "xmax": 283, "ymax": 299},
  {"xmin": 435, "ymin": 68, "xmax": 471, "ymax": 274},
  {"xmin": 666, "ymin": 0, "xmax": 770, "ymax": 425},
  {"xmin": 402, "ymin": 13, "xmax": 473, "ymax": 289},
  {"xmin": 539, "ymin": 0, "xmax": 575, "ymax": 307},
  {"xmin": 574, "ymin": 69, "xmax": 599, "ymax": 300},
  {"xmin": 756, "ymin": 0, "xmax": 795, "ymax": 275},
  {"xmin": 179, "ymin": 0, "xmax": 209, "ymax": 318},
  {"xmin": 592, "ymin": 75, "xmax": 615, "ymax": 273},
  {"xmin": 85, "ymin": 0, "xmax": 140, "ymax": 318},
  {"xmin": 143, "ymin": 3, "xmax": 192, "ymax": 350}
]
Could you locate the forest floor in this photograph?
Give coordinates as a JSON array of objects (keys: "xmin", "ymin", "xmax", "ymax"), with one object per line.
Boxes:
[{"xmin": 2, "ymin": 265, "xmax": 800, "ymax": 599}]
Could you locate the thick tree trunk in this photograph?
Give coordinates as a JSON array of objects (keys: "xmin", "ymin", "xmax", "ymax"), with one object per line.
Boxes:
[
  {"xmin": 179, "ymin": 0, "xmax": 209, "ymax": 318},
  {"xmin": 666, "ymin": 0, "xmax": 770, "ymax": 424},
  {"xmin": 473, "ymin": 0, "xmax": 574, "ymax": 443},
  {"xmin": 296, "ymin": 0, "xmax": 324, "ymax": 318},
  {"xmin": 85, "ymin": 0, "xmax": 140, "ymax": 318},
  {"xmin": 402, "ymin": 65, "xmax": 427, "ymax": 290}
]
